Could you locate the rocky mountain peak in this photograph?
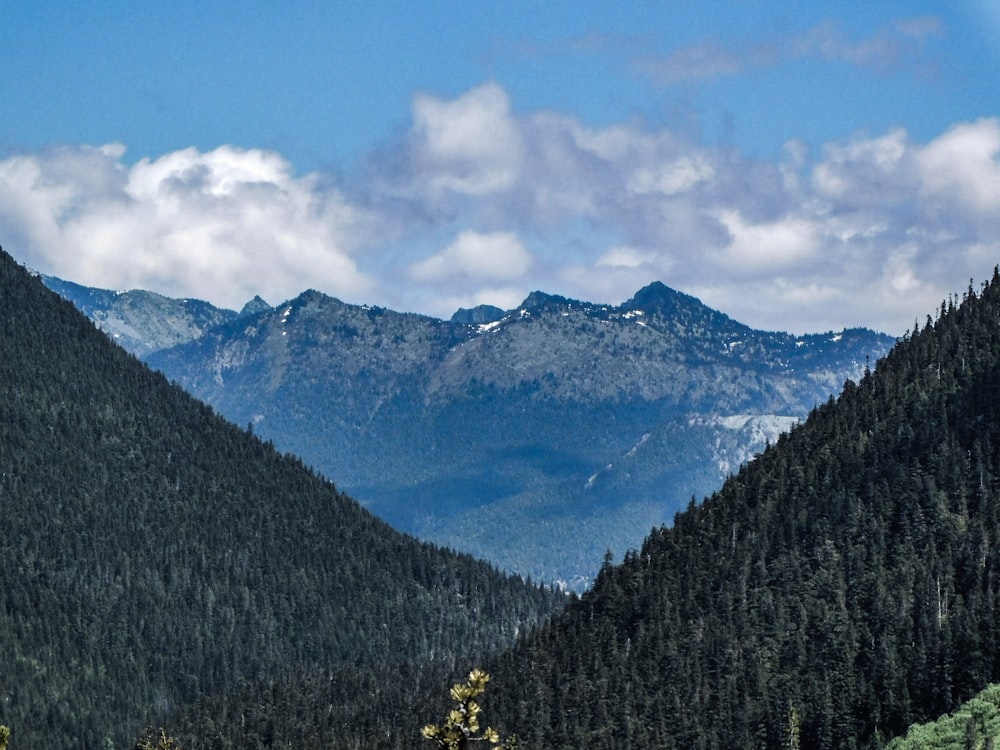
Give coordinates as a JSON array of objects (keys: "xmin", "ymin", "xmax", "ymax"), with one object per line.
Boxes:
[
  {"xmin": 517, "ymin": 290, "xmax": 577, "ymax": 312},
  {"xmin": 450, "ymin": 304, "xmax": 506, "ymax": 325},
  {"xmin": 289, "ymin": 288, "xmax": 334, "ymax": 307},
  {"xmin": 624, "ymin": 280, "xmax": 749, "ymax": 338},
  {"xmin": 625, "ymin": 280, "xmax": 689, "ymax": 312},
  {"xmin": 239, "ymin": 295, "xmax": 272, "ymax": 317}
]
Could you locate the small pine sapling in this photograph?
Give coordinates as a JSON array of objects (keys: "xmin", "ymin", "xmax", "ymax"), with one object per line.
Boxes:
[
  {"xmin": 421, "ymin": 669, "xmax": 516, "ymax": 750},
  {"xmin": 134, "ymin": 727, "xmax": 180, "ymax": 750}
]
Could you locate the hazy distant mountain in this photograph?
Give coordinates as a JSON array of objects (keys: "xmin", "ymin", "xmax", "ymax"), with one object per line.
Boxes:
[
  {"xmin": 41, "ymin": 275, "xmax": 262, "ymax": 355},
  {"xmin": 118, "ymin": 281, "xmax": 891, "ymax": 586}
]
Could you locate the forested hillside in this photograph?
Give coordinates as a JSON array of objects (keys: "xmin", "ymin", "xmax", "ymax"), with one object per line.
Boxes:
[
  {"xmin": 0, "ymin": 248, "xmax": 564, "ymax": 749},
  {"xmin": 483, "ymin": 271, "xmax": 1000, "ymax": 748},
  {"xmin": 167, "ymin": 270, "xmax": 1000, "ymax": 748}
]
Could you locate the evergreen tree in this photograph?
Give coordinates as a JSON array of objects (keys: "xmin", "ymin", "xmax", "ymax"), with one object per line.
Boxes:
[
  {"xmin": 422, "ymin": 670, "xmax": 516, "ymax": 750},
  {"xmin": 134, "ymin": 727, "xmax": 180, "ymax": 750}
]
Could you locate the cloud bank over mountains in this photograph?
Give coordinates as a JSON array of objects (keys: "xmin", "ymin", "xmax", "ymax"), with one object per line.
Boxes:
[{"xmin": 2, "ymin": 82, "xmax": 997, "ymax": 335}]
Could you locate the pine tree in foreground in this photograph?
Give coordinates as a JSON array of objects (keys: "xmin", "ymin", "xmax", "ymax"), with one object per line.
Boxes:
[
  {"xmin": 422, "ymin": 670, "xmax": 517, "ymax": 750},
  {"xmin": 134, "ymin": 727, "xmax": 180, "ymax": 750}
]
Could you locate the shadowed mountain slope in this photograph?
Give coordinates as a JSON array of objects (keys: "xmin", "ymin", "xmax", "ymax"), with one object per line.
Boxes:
[
  {"xmin": 0, "ymin": 249, "xmax": 564, "ymax": 749},
  {"xmin": 481, "ymin": 270, "xmax": 1000, "ymax": 748}
]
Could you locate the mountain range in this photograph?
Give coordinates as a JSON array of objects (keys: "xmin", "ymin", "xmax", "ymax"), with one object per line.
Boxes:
[
  {"xmin": 11, "ymin": 242, "xmax": 1000, "ymax": 748},
  {"xmin": 166, "ymin": 269, "xmax": 1000, "ymax": 749},
  {"xmin": 46, "ymin": 275, "xmax": 896, "ymax": 586}
]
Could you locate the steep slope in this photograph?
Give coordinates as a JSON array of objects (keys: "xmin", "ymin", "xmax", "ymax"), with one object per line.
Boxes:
[
  {"xmin": 0, "ymin": 249, "xmax": 564, "ymax": 749},
  {"xmin": 143, "ymin": 282, "xmax": 893, "ymax": 586},
  {"xmin": 478, "ymin": 270, "xmax": 1000, "ymax": 748}
]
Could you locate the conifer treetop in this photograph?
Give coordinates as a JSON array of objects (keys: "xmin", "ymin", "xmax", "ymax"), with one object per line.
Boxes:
[{"xmin": 421, "ymin": 670, "xmax": 515, "ymax": 750}]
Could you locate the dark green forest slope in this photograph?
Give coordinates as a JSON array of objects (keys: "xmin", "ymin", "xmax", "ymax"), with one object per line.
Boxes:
[
  {"xmin": 484, "ymin": 271, "xmax": 1000, "ymax": 748},
  {"xmin": 0, "ymin": 247, "xmax": 564, "ymax": 749},
  {"xmin": 169, "ymin": 270, "xmax": 1000, "ymax": 749}
]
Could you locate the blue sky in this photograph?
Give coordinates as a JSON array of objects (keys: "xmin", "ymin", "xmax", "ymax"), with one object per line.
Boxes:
[{"xmin": 2, "ymin": 1, "xmax": 999, "ymax": 334}]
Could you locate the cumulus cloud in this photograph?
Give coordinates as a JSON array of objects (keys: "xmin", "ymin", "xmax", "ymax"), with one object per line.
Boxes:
[
  {"xmin": 2, "ymin": 82, "xmax": 998, "ymax": 335},
  {"xmin": 0, "ymin": 144, "xmax": 374, "ymax": 309},
  {"xmin": 914, "ymin": 119, "xmax": 1000, "ymax": 215},
  {"xmin": 408, "ymin": 230, "xmax": 532, "ymax": 282},
  {"xmin": 710, "ymin": 210, "xmax": 821, "ymax": 275},
  {"xmin": 418, "ymin": 286, "xmax": 529, "ymax": 319},
  {"xmin": 596, "ymin": 246, "xmax": 658, "ymax": 269},
  {"xmin": 812, "ymin": 128, "xmax": 910, "ymax": 202},
  {"xmin": 376, "ymin": 85, "xmax": 999, "ymax": 332},
  {"xmin": 409, "ymin": 82, "xmax": 523, "ymax": 197}
]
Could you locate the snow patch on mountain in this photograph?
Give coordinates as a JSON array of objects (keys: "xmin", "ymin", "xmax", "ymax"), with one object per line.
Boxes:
[{"xmin": 695, "ymin": 414, "xmax": 801, "ymax": 476}]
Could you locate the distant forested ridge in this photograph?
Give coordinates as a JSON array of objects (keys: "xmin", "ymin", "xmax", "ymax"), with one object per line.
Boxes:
[
  {"xmin": 0, "ymin": 247, "xmax": 564, "ymax": 749},
  {"xmin": 52, "ymin": 273, "xmax": 894, "ymax": 586}
]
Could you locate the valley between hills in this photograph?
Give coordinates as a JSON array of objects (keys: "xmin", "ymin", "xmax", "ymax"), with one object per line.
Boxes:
[
  {"xmin": 5, "ymin": 248, "xmax": 1000, "ymax": 748},
  {"xmin": 45, "ymin": 274, "xmax": 895, "ymax": 588}
]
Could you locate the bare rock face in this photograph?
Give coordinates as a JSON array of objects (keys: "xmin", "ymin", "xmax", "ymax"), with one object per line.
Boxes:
[{"xmin": 42, "ymin": 274, "xmax": 255, "ymax": 355}]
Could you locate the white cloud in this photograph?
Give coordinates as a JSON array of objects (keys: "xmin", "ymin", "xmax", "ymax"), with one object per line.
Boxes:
[
  {"xmin": 639, "ymin": 17, "xmax": 943, "ymax": 85},
  {"xmin": 813, "ymin": 128, "xmax": 909, "ymax": 200},
  {"xmin": 409, "ymin": 230, "xmax": 532, "ymax": 282},
  {"xmin": 2, "ymin": 83, "xmax": 999, "ymax": 336},
  {"xmin": 711, "ymin": 210, "xmax": 821, "ymax": 274},
  {"xmin": 915, "ymin": 119, "xmax": 1000, "ymax": 215},
  {"xmin": 596, "ymin": 246, "xmax": 657, "ymax": 269},
  {"xmin": 410, "ymin": 83, "xmax": 523, "ymax": 196},
  {"xmin": 639, "ymin": 39, "xmax": 762, "ymax": 84},
  {"xmin": 0, "ymin": 144, "xmax": 374, "ymax": 309},
  {"xmin": 628, "ymin": 155, "xmax": 716, "ymax": 196},
  {"xmin": 424, "ymin": 286, "xmax": 528, "ymax": 319}
]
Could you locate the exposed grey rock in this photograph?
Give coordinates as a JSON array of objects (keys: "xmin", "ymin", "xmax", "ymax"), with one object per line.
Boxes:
[
  {"xmin": 450, "ymin": 304, "xmax": 505, "ymax": 325},
  {"xmin": 239, "ymin": 295, "xmax": 272, "ymax": 317},
  {"xmin": 42, "ymin": 275, "xmax": 239, "ymax": 356}
]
